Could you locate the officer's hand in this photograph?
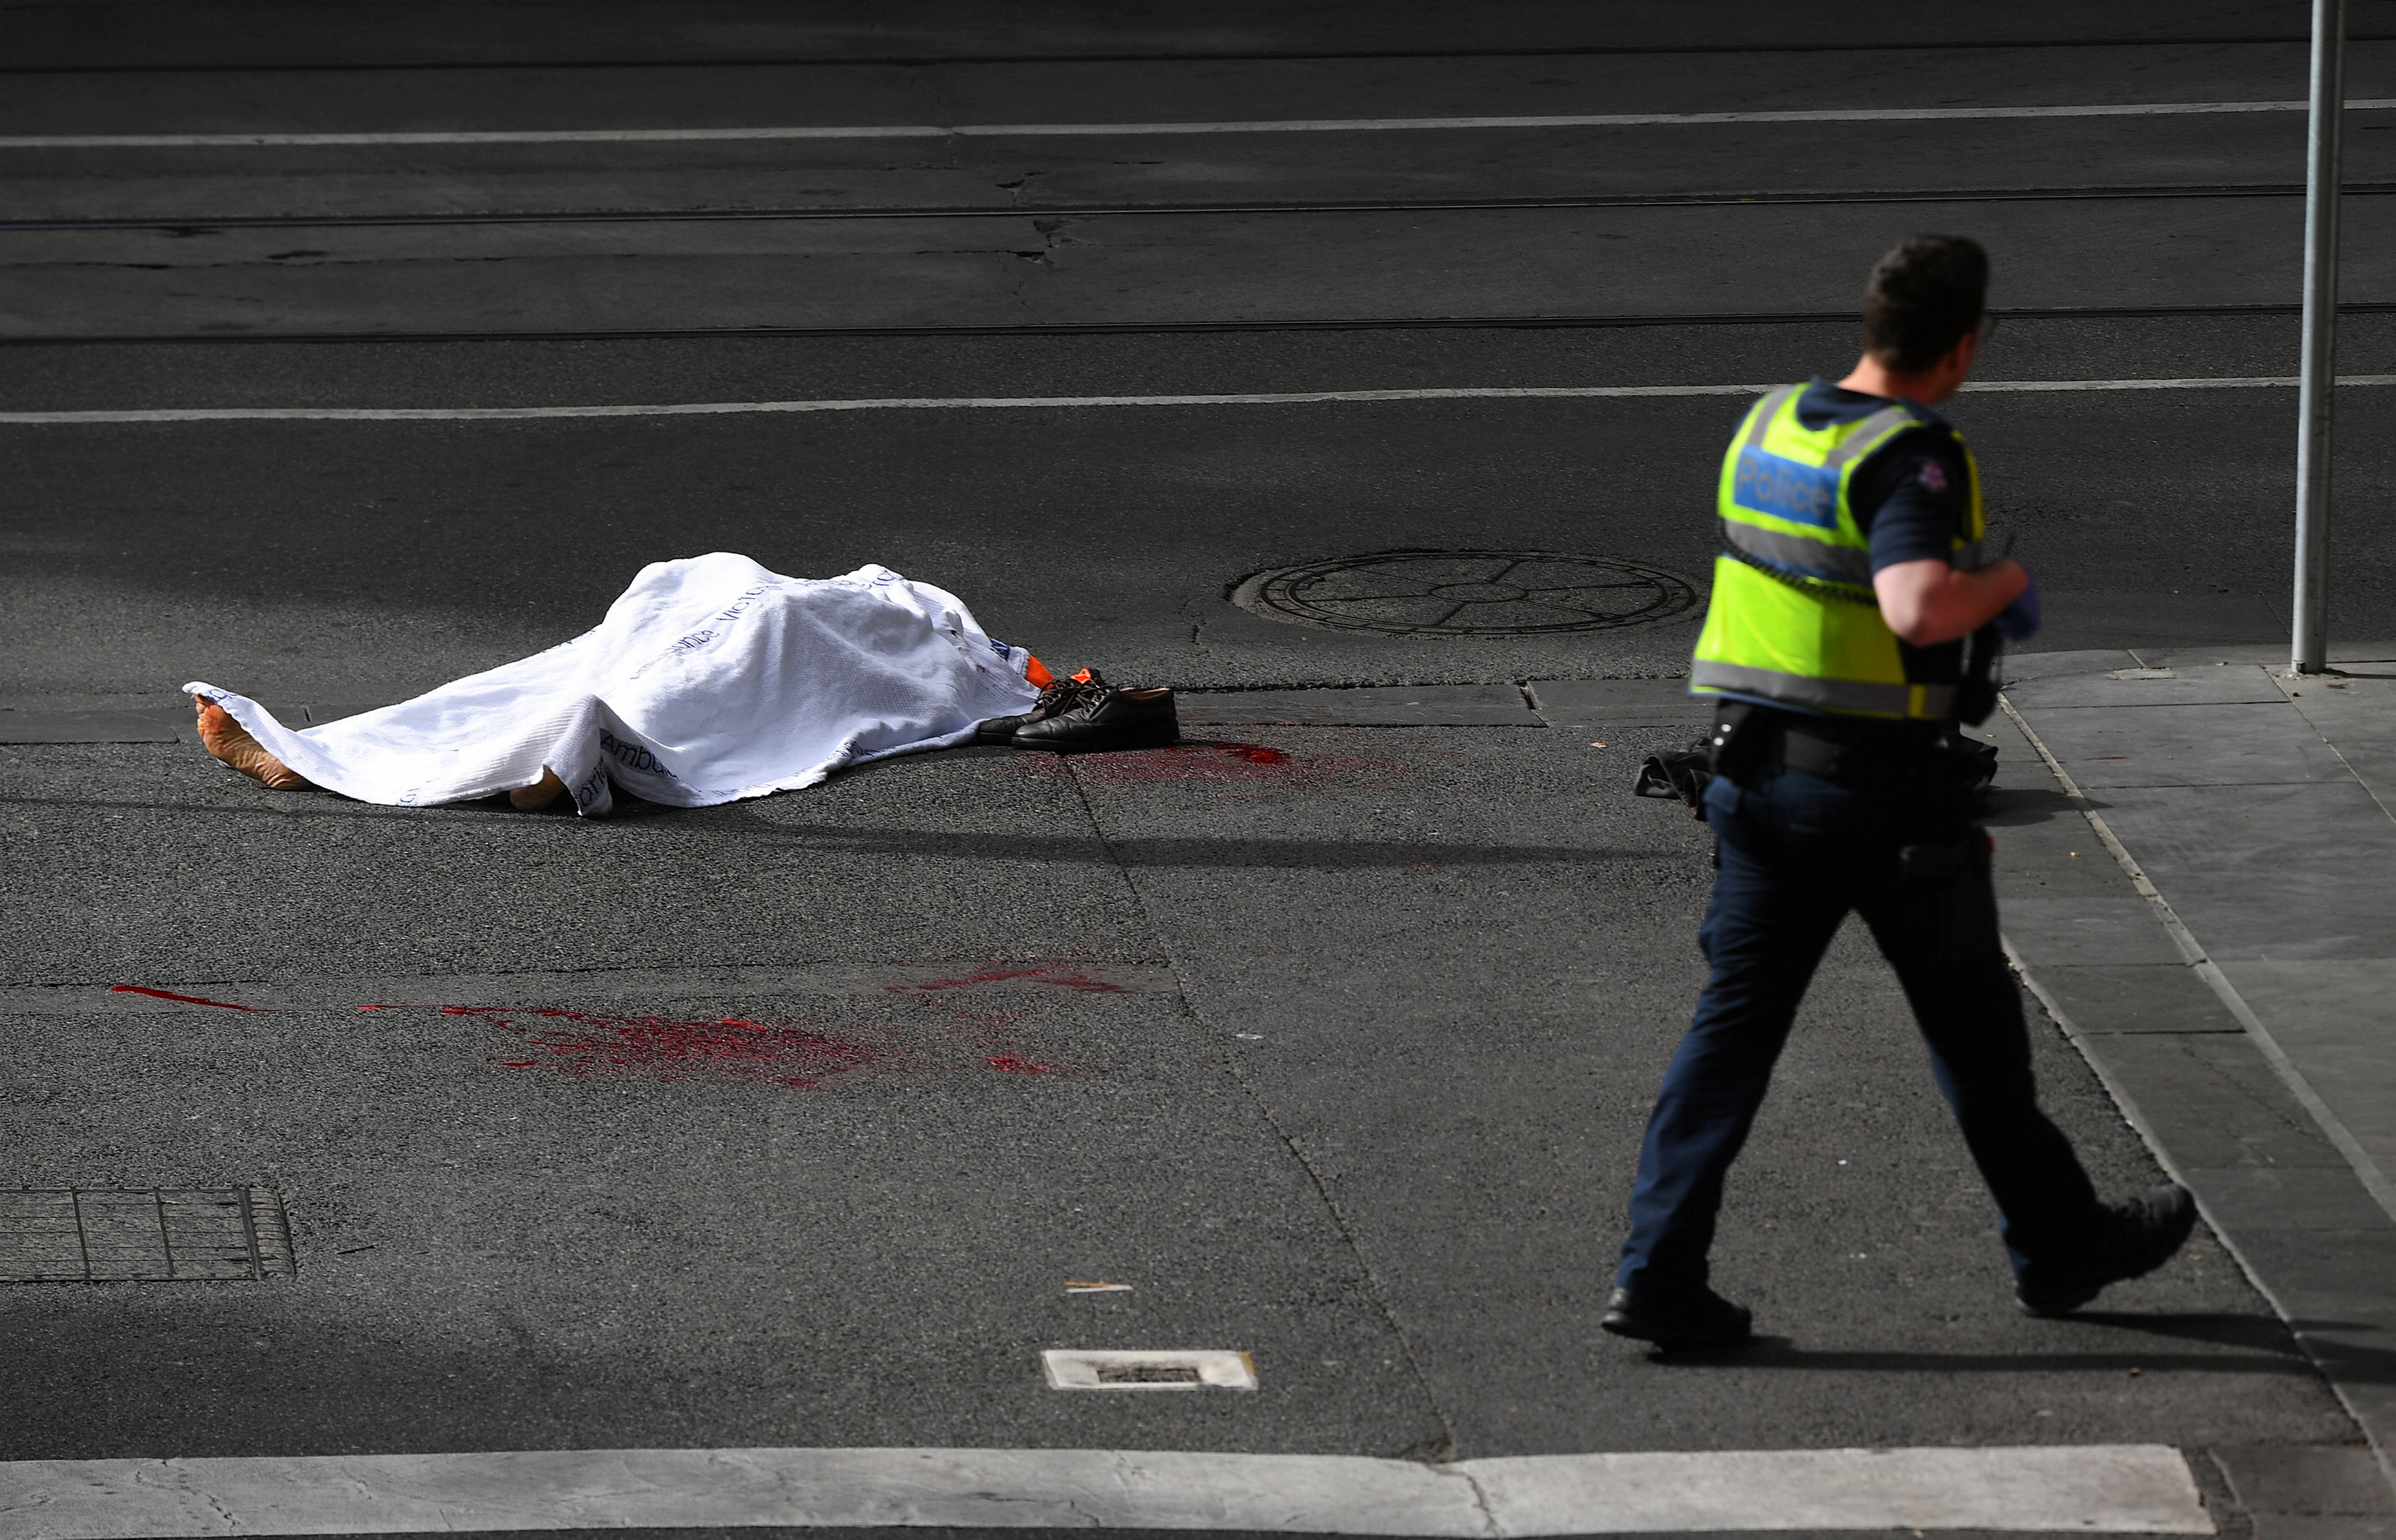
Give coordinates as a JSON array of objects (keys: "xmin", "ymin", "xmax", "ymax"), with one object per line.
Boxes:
[{"xmin": 1992, "ymin": 565, "xmax": 2041, "ymax": 641}]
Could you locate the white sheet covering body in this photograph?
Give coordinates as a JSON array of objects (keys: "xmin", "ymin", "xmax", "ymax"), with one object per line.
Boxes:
[{"xmin": 184, "ymin": 554, "xmax": 1041, "ymax": 815}]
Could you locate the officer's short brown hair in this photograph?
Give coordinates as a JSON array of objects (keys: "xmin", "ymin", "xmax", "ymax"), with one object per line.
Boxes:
[{"xmin": 1864, "ymin": 235, "xmax": 1988, "ymax": 373}]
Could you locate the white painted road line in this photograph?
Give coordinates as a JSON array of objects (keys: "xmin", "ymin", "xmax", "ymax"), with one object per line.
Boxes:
[
  {"xmin": 3, "ymin": 376, "xmax": 2393, "ymax": 425},
  {"xmin": 0, "ymin": 1443, "xmax": 2213, "ymax": 1537},
  {"xmin": 5, "ymin": 99, "xmax": 2395, "ymax": 148}
]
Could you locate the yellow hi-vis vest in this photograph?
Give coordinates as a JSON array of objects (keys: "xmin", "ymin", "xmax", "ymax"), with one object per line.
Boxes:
[{"xmin": 1690, "ymin": 383, "xmax": 1986, "ymax": 721}]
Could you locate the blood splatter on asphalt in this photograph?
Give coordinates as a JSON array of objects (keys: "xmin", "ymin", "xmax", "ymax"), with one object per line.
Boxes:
[
  {"xmin": 110, "ymin": 985, "xmax": 260, "ymax": 1011},
  {"xmin": 109, "ymin": 969, "xmax": 1097, "ymax": 1089},
  {"xmin": 880, "ymin": 964, "xmax": 1103, "ymax": 1074},
  {"xmin": 444, "ymin": 1005, "xmax": 889, "ymax": 1088}
]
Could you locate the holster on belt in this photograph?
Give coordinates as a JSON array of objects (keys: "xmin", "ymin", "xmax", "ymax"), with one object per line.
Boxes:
[
  {"xmin": 1896, "ymin": 829, "xmax": 2002, "ymax": 961},
  {"xmin": 1629, "ymin": 702, "xmax": 1767, "ymax": 818},
  {"xmin": 1952, "ymin": 624, "xmax": 2004, "ymax": 727}
]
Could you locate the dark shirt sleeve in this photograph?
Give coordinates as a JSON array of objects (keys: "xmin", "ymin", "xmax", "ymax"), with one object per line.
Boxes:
[{"xmin": 1849, "ymin": 427, "xmax": 1970, "ymax": 573}]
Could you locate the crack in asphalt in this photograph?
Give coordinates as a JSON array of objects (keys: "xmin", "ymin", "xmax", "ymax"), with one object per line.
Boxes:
[{"xmin": 1057, "ymin": 752, "xmax": 1464, "ymax": 1459}]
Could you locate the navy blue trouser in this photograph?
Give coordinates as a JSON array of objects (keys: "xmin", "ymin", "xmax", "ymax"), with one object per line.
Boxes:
[{"xmin": 1616, "ymin": 758, "xmax": 2104, "ymax": 1292}]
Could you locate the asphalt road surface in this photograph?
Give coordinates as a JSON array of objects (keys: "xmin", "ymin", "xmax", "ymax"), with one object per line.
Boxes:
[{"xmin": 3, "ymin": 4, "xmax": 2391, "ymax": 1537}]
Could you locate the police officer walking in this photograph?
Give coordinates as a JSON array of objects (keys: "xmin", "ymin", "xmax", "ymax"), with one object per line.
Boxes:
[{"xmin": 1603, "ymin": 235, "xmax": 2197, "ymax": 1351}]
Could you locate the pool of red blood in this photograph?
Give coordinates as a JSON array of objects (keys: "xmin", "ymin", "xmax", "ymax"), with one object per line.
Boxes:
[
  {"xmin": 113, "ymin": 969, "xmax": 1099, "ymax": 1090},
  {"xmin": 445, "ymin": 1005, "xmax": 887, "ymax": 1088},
  {"xmin": 436, "ymin": 962, "xmax": 1108, "ymax": 1087}
]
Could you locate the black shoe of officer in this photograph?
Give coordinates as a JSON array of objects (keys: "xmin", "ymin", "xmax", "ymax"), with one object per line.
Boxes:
[
  {"xmin": 2015, "ymin": 1182, "xmax": 2199, "ymax": 1317},
  {"xmin": 1011, "ymin": 671, "xmax": 1180, "ymax": 752},
  {"xmin": 1601, "ymin": 1283, "xmax": 1753, "ymax": 1351}
]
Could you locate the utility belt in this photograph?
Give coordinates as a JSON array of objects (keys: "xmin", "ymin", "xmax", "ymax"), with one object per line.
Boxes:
[
  {"xmin": 1633, "ymin": 701, "xmax": 1999, "ymax": 812},
  {"xmin": 1634, "ymin": 624, "xmax": 2005, "ymax": 812},
  {"xmin": 1753, "ymin": 714, "xmax": 1945, "ymax": 791}
]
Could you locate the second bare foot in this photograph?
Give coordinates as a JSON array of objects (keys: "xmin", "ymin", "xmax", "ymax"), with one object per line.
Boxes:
[{"xmin": 510, "ymin": 769, "xmax": 566, "ymax": 811}]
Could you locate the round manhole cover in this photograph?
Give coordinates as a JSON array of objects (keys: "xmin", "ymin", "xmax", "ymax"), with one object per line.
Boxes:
[{"xmin": 1229, "ymin": 550, "xmax": 1698, "ymax": 636}]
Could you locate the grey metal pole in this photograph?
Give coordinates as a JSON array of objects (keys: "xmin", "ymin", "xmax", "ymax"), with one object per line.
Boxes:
[{"xmin": 2293, "ymin": 0, "xmax": 2347, "ymax": 674}]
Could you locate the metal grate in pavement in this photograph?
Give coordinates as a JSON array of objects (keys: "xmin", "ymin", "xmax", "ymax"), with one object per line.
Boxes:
[
  {"xmin": 0, "ymin": 1188, "xmax": 294, "ymax": 1281},
  {"xmin": 1041, "ymin": 1349, "xmax": 1257, "ymax": 1391}
]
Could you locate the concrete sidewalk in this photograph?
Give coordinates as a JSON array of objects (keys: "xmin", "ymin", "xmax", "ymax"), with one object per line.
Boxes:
[{"xmin": 1989, "ymin": 645, "xmax": 2396, "ymax": 1522}]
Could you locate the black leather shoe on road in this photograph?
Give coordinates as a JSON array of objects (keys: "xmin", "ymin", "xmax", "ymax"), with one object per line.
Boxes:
[
  {"xmin": 1010, "ymin": 672, "xmax": 1180, "ymax": 752},
  {"xmin": 973, "ymin": 674, "xmax": 1099, "ymax": 745},
  {"xmin": 2015, "ymin": 1182, "xmax": 2199, "ymax": 1317},
  {"xmin": 1601, "ymin": 1284, "xmax": 1753, "ymax": 1350}
]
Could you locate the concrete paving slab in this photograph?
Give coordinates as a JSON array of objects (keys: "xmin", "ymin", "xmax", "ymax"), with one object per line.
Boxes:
[
  {"xmin": 1524, "ymin": 677, "xmax": 1703, "ymax": 729},
  {"xmin": 1991, "ymin": 895, "xmax": 2197, "ymax": 966},
  {"xmin": 2212, "ymin": 1443, "xmax": 2396, "ymax": 1526},
  {"xmin": 2001, "ymin": 649, "xmax": 2143, "ymax": 683},
  {"xmin": 1986, "ymin": 798, "xmax": 2164, "ymax": 901},
  {"xmin": 2002, "ymin": 663, "xmax": 2293, "ymax": 710},
  {"xmin": 2181, "ymin": 1167, "xmax": 2396, "ymax": 1233},
  {"xmin": 2135, "ymin": 644, "xmax": 2396, "ymax": 669},
  {"xmin": 2272, "ymin": 671, "xmax": 2396, "ymax": 808},
  {"xmin": 2018, "ymin": 701, "xmax": 2352, "ymax": 788},
  {"xmin": 1175, "ymin": 685, "xmax": 1533, "ymax": 726},
  {"xmin": 2026, "ymin": 964, "xmax": 2247, "ymax": 1035},
  {"xmin": 2204, "ymin": 1456, "xmax": 2396, "ymax": 1532},
  {"xmin": 2074, "ymin": 1034, "xmax": 2359, "ymax": 1172},
  {"xmin": 2319, "ymin": 737, "xmax": 2396, "ymax": 801},
  {"xmin": 2226, "ymin": 1230, "xmax": 2396, "ymax": 1322},
  {"xmin": 2086, "ymin": 782, "xmax": 2396, "ymax": 963},
  {"xmin": 2213, "ymin": 960, "xmax": 2396, "ymax": 1201}
]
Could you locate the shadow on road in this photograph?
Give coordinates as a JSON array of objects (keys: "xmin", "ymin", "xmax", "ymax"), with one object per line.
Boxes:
[{"xmin": 1640, "ymin": 1311, "xmax": 2356, "ymax": 1378}]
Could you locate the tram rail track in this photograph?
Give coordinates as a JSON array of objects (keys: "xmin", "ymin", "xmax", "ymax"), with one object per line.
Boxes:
[
  {"xmin": 5, "ymin": 33, "xmax": 2395, "ymax": 74},
  {"xmin": 12, "ymin": 182, "xmax": 2396, "ymax": 234},
  {"xmin": 11, "ymin": 300, "xmax": 2396, "ymax": 348}
]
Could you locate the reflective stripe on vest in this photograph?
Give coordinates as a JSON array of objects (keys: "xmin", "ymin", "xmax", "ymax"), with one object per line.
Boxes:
[
  {"xmin": 1692, "ymin": 385, "xmax": 1985, "ymax": 722},
  {"xmin": 1718, "ymin": 518, "xmax": 1876, "ymax": 585},
  {"xmin": 1689, "ymin": 660, "xmax": 1957, "ymax": 719}
]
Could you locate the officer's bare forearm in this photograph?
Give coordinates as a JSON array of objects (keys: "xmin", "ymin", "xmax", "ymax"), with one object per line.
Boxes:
[{"xmin": 1873, "ymin": 558, "xmax": 2030, "ymax": 646}]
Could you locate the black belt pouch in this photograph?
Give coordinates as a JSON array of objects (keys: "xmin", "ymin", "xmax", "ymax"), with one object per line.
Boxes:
[{"xmin": 1896, "ymin": 828, "xmax": 2002, "ymax": 962}]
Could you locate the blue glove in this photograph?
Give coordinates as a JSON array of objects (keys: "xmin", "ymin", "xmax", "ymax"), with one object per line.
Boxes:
[{"xmin": 1991, "ymin": 566, "xmax": 2041, "ymax": 642}]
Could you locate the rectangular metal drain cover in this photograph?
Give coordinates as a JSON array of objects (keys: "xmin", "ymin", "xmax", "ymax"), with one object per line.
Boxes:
[
  {"xmin": 0, "ymin": 1189, "xmax": 294, "ymax": 1281},
  {"xmin": 1042, "ymin": 1349, "xmax": 1256, "ymax": 1391}
]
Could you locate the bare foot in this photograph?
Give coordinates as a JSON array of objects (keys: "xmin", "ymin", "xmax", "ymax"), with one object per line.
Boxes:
[
  {"xmin": 509, "ymin": 769, "xmax": 566, "ymax": 811},
  {"xmin": 192, "ymin": 696, "xmax": 312, "ymax": 791}
]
